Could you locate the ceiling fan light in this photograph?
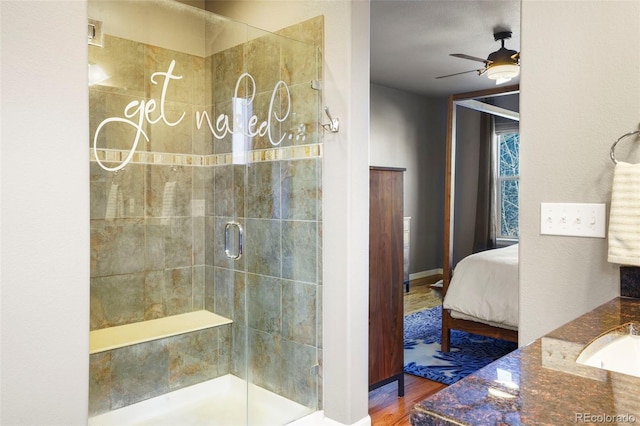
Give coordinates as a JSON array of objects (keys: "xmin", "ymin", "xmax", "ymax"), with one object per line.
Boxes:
[{"xmin": 486, "ymin": 63, "xmax": 520, "ymax": 84}]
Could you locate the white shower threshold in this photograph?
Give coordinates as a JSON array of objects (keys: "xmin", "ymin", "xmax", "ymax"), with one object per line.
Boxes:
[{"xmin": 88, "ymin": 374, "xmax": 315, "ymax": 426}]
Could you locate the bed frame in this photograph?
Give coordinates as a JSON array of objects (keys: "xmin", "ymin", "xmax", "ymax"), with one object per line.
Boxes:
[
  {"xmin": 441, "ymin": 290, "xmax": 518, "ymax": 352},
  {"xmin": 441, "ymin": 85, "xmax": 519, "ymax": 352}
]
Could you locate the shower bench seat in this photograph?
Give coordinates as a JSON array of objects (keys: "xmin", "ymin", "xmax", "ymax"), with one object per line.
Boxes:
[{"xmin": 90, "ymin": 310, "xmax": 232, "ymax": 354}]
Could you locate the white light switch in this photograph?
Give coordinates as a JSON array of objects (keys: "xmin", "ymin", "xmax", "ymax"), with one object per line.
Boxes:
[{"xmin": 540, "ymin": 203, "xmax": 606, "ymax": 238}]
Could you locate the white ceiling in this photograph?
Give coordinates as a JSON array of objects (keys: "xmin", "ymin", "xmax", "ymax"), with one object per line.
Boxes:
[{"xmin": 370, "ymin": 0, "xmax": 521, "ymax": 97}]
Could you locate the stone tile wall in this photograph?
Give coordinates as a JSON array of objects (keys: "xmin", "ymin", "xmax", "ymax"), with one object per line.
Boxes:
[{"xmin": 89, "ymin": 326, "xmax": 230, "ymax": 416}]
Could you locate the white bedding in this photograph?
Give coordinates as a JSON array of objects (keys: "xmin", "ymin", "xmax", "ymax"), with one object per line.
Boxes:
[{"xmin": 443, "ymin": 244, "xmax": 519, "ymax": 329}]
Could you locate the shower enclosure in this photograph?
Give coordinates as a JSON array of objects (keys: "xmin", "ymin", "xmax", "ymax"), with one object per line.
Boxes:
[{"xmin": 88, "ymin": 1, "xmax": 322, "ymax": 424}]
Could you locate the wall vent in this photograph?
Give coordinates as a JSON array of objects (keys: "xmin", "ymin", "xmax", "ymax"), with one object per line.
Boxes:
[{"xmin": 88, "ymin": 18, "xmax": 103, "ymax": 47}]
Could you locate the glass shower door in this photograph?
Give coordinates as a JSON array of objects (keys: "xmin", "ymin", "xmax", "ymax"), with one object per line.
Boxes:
[
  {"xmin": 213, "ymin": 26, "xmax": 323, "ymax": 424},
  {"xmin": 88, "ymin": 1, "xmax": 322, "ymax": 423}
]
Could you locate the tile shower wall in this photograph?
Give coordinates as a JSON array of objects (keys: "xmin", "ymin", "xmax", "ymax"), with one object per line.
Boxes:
[{"xmin": 89, "ymin": 15, "xmax": 323, "ymax": 415}]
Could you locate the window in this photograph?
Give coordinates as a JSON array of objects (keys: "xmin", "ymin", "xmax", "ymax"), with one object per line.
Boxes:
[{"xmin": 496, "ymin": 132, "xmax": 519, "ymax": 240}]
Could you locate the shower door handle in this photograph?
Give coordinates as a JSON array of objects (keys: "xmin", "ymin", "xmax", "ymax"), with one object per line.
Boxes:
[{"xmin": 224, "ymin": 221, "xmax": 243, "ymax": 260}]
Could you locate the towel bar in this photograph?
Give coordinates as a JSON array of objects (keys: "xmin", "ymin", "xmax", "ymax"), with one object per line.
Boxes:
[{"xmin": 610, "ymin": 130, "xmax": 640, "ymax": 164}]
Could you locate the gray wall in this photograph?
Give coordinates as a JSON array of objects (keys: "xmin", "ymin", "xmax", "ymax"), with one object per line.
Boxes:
[
  {"xmin": 519, "ymin": 0, "xmax": 640, "ymax": 345},
  {"xmin": 370, "ymin": 83, "xmax": 447, "ymax": 275},
  {"xmin": 2, "ymin": 2, "xmax": 90, "ymax": 424}
]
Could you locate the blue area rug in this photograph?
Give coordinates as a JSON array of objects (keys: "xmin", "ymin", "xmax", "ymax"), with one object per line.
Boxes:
[{"xmin": 404, "ymin": 305, "xmax": 517, "ymax": 385}]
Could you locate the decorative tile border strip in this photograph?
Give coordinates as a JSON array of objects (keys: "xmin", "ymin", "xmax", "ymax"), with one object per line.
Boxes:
[{"xmin": 90, "ymin": 143, "xmax": 322, "ymax": 168}]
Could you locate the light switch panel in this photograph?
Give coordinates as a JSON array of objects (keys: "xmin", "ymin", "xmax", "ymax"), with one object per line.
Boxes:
[{"xmin": 540, "ymin": 203, "xmax": 606, "ymax": 238}]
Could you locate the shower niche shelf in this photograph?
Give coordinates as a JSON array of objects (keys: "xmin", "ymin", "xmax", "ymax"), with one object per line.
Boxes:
[{"xmin": 90, "ymin": 310, "xmax": 232, "ymax": 354}]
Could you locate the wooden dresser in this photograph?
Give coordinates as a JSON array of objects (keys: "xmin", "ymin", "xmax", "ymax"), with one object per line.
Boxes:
[{"xmin": 369, "ymin": 166, "xmax": 405, "ymax": 396}]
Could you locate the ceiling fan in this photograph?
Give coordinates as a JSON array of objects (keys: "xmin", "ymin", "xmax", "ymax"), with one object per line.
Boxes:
[{"xmin": 436, "ymin": 31, "xmax": 520, "ymax": 85}]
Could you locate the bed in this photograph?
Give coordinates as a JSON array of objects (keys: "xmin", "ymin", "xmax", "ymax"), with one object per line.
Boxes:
[
  {"xmin": 441, "ymin": 244, "xmax": 519, "ymax": 351},
  {"xmin": 441, "ymin": 85, "xmax": 520, "ymax": 352}
]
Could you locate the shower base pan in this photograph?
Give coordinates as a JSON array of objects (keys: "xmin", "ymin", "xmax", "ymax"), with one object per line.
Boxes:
[{"xmin": 89, "ymin": 374, "xmax": 315, "ymax": 425}]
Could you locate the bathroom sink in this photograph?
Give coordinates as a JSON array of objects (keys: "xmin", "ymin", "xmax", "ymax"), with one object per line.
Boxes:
[{"xmin": 576, "ymin": 322, "xmax": 640, "ymax": 378}]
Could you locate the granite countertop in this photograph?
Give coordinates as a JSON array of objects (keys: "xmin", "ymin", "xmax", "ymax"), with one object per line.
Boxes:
[{"xmin": 411, "ymin": 297, "xmax": 640, "ymax": 425}]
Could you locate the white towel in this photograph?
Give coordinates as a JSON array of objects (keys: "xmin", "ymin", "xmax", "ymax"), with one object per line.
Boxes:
[{"xmin": 608, "ymin": 161, "xmax": 640, "ymax": 266}]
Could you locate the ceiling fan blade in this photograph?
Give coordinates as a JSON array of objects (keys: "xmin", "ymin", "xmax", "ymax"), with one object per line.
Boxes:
[
  {"xmin": 436, "ymin": 68, "xmax": 485, "ymax": 79},
  {"xmin": 450, "ymin": 53, "xmax": 488, "ymax": 64}
]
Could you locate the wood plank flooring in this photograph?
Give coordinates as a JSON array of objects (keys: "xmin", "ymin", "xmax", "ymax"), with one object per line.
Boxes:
[
  {"xmin": 369, "ymin": 374, "xmax": 446, "ymax": 425},
  {"xmin": 403, "ymin": 278, "xmax": 442, "ymax": 316},
  {"xmin": 369, "ymin": 276, "xmax": 445, "ymax": 425}
]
